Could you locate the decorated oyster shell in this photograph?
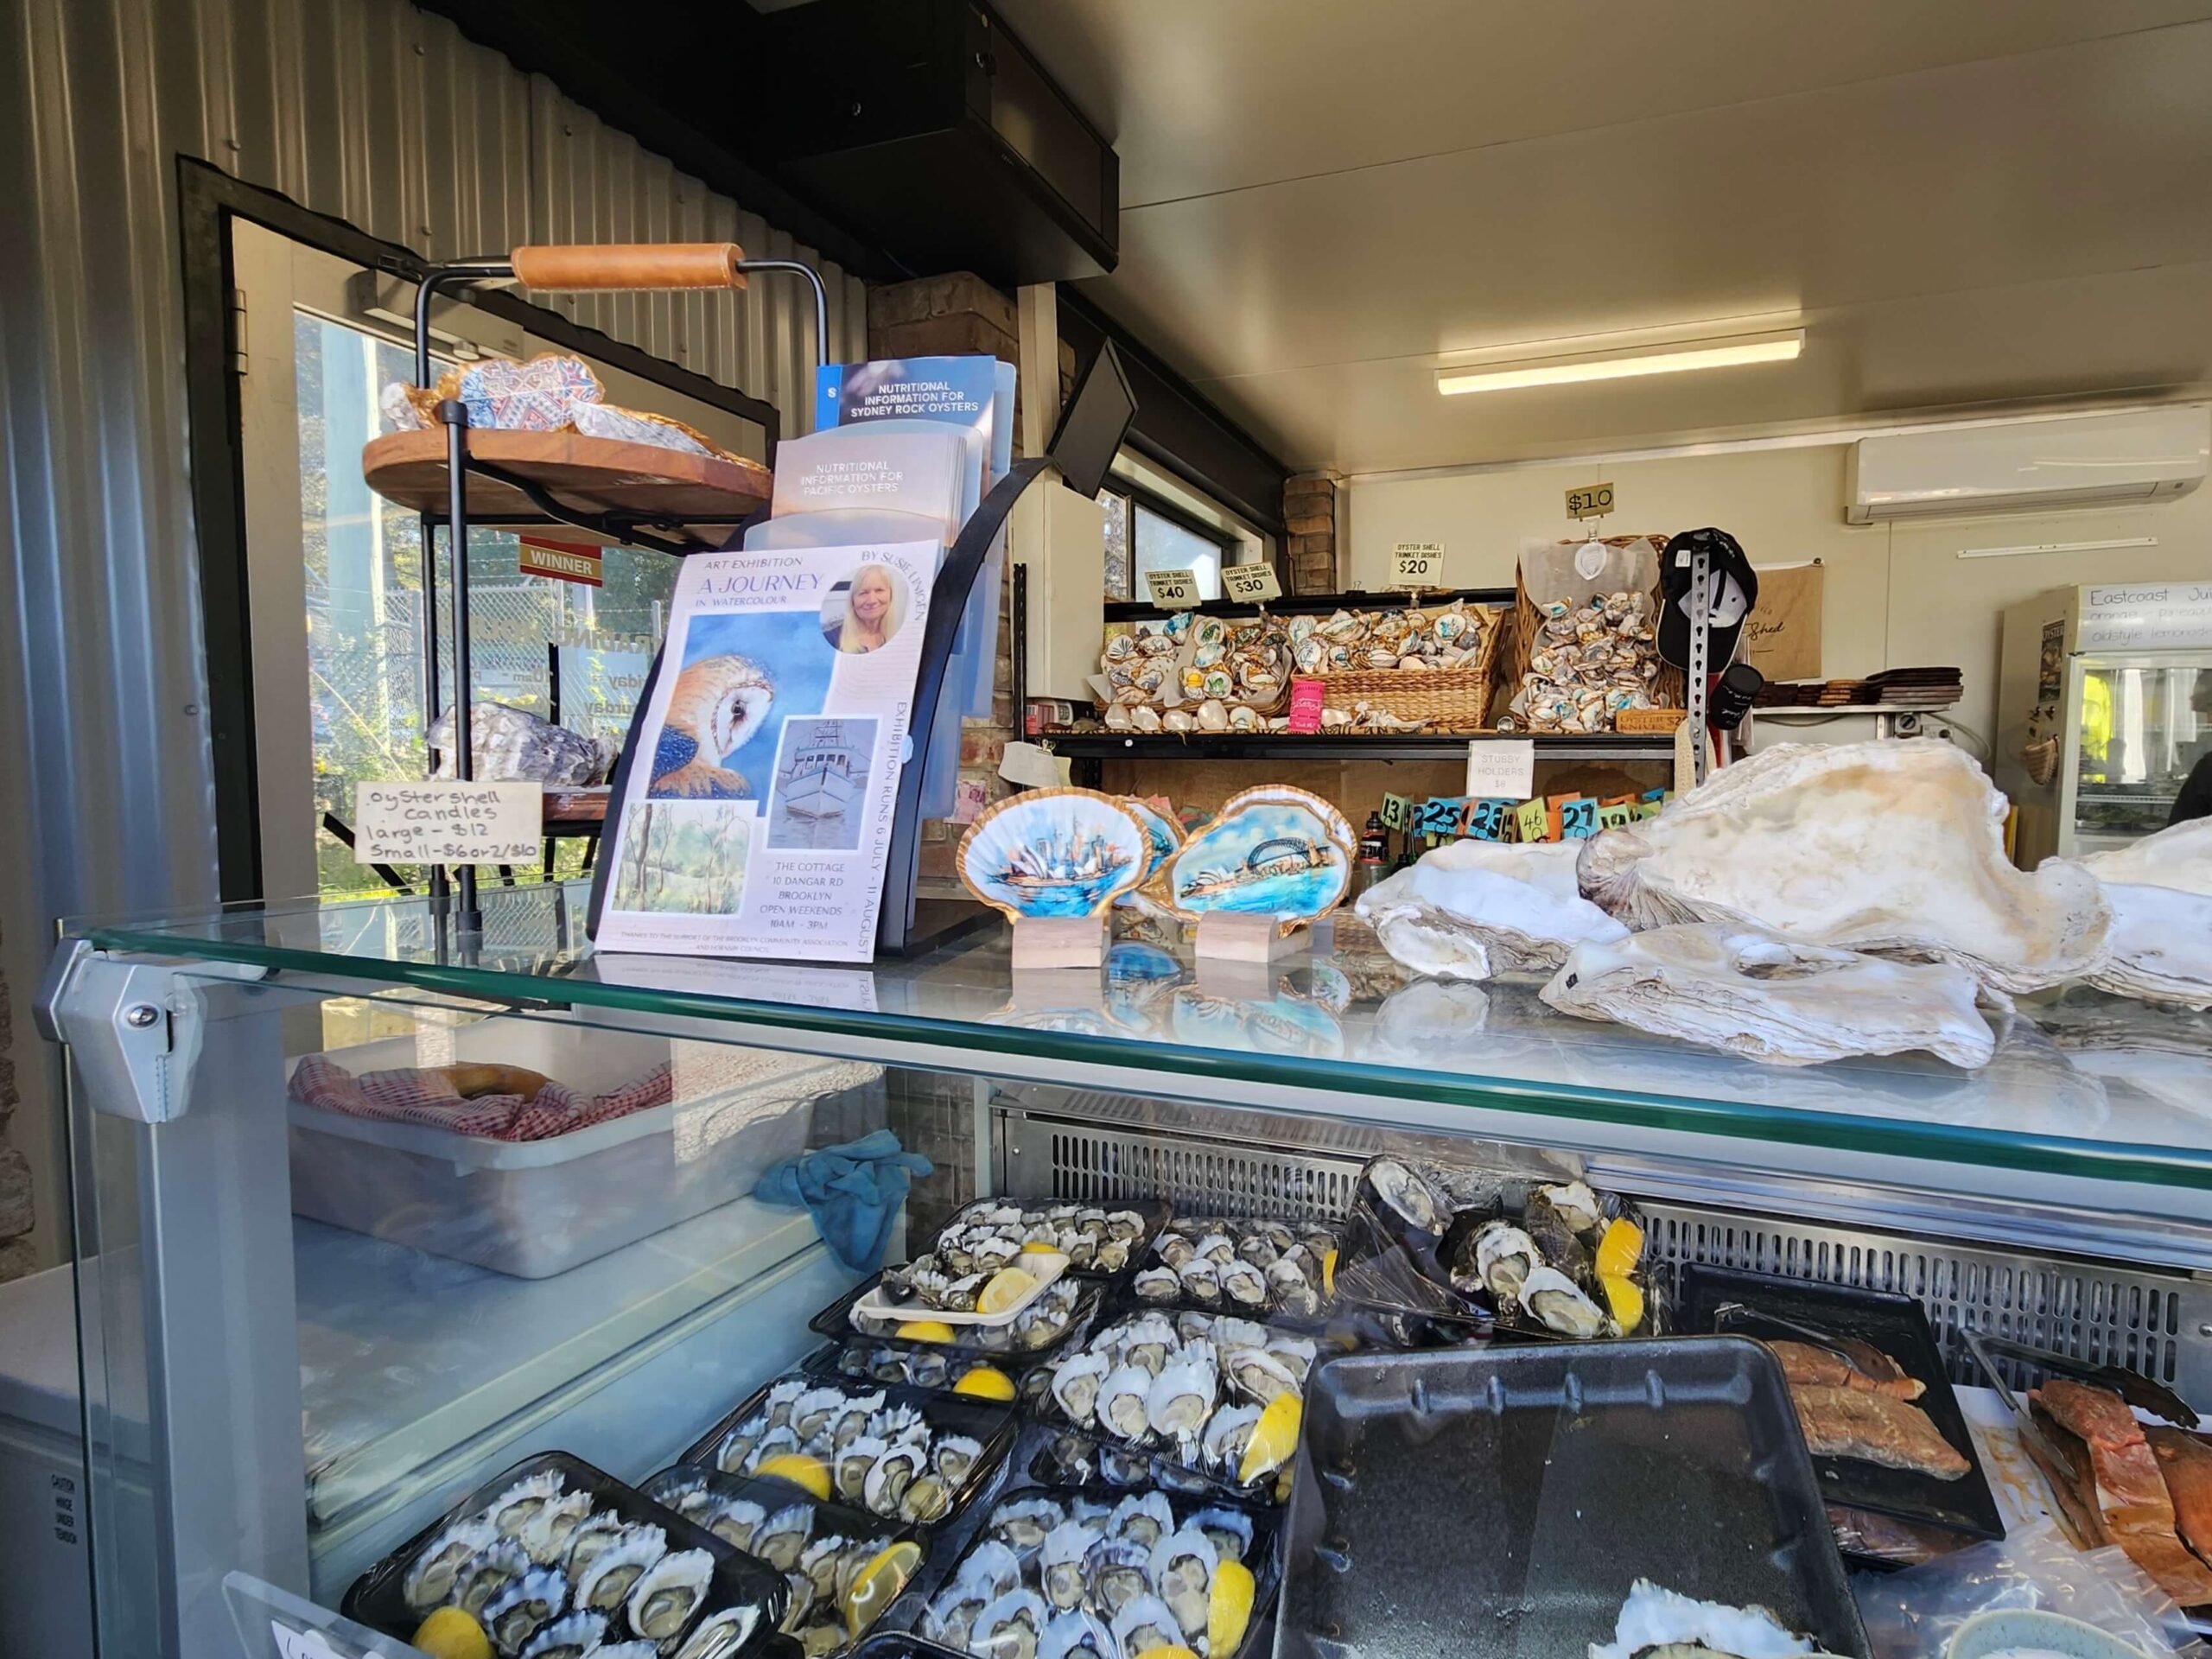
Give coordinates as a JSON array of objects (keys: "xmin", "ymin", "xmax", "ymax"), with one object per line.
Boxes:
[
  {"xmin": 1357, "ymin": 838, "xmax": 1627, "ymax": 981},
  {"xmin": 2069, "ymin": 817, "xmax": 2212, "ymax": 1009},
  {"xmin": 1150, "ymin": 785, "xmax": 1355, "ymax": 933},
  {"xmin": 1541, "ymin": 921, "xmax": 1997, "ymax": 1069},
  {"xmin": 1118, "ymin": 798, "xmax": 1185, "ymax": 890},
  {"xmin": 957, "ymin": 788, "xmax": 1153, "ymax": 922},
  {"xmin": 1577, "ymin": 741, "xmax": 2110, "ymax": 995}
]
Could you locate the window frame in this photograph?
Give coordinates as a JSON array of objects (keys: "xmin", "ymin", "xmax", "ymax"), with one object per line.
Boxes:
[{"xmin": 1097, "ymin": 474, "xmax": 1245, "ymax": 601}]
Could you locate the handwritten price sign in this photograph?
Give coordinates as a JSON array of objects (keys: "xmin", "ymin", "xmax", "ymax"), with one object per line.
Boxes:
[
  {"xmin": 1145, "ymin": 569, "xmax": 1202, "ymax": 608},
  {"xmin": 1222, "ymin": 563, "xmax": 1282, "ymax": 604},
  {"xmin": 353, "ymin": 781, "xmax": 541, "ymax": 866},
  {"xmin": 1391, "ymin": 543, "xmax": 1445, "ymax": 588}
]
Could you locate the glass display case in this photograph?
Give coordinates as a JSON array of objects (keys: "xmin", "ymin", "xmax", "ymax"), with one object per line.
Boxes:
[
  {"xmin": 2065, "ymin": 652, "xmax": 2211, "ymax": 851},
  {"xmin": 39, "ymin": 885, "xmax": 2212, "ymax": 1659}
]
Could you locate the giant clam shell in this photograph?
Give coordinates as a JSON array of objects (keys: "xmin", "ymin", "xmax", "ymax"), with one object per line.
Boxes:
[
  {"xmin": 1578, "ymin": 741, "xmax": 2111, "ymax": 995},
  {"xmin": 1356, "ymin": 839, "xmax": 1627, "ymax": 982},
  {"xmin": 1150, "ymin": 786, "xmax": 1355, "ymax": 933},
  {"xmin": 2068, "ymin": 816, "xmax": 2212, "ymax": 1009},
  {"xmin": 1541, "ymin": 921, "xmax": 1997, "ymax": 1069}
]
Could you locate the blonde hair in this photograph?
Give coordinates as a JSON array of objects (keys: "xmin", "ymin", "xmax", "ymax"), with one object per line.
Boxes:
[{"xmin": 837, "ymin": 563, "xmax": 905, "ymax": 653}]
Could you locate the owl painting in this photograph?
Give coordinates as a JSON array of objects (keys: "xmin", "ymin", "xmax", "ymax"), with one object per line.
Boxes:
[{"xmin": 647, "ymin": 654, "xmax": 775, "ymax": 798}]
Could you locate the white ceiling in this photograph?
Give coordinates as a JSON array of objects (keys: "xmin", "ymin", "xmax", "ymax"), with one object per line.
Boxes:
[{"xmin": 993, "ymin": 0, "xmax": 2212, "ymax": 474}]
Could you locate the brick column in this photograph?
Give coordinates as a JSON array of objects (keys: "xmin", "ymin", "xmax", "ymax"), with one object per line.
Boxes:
[
  {"xmin": 866, "ymin": 273, "xmax": 1072, "ymax": 879},
  {"xmin": 1285, "ymin": 473, "xmax": 1341, "ymax": 594}
]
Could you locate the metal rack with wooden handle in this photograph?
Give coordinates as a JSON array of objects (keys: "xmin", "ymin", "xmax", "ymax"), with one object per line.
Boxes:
[{"xmin": 392, "ymin": 242, "xmax": 828, "ymax": 929}]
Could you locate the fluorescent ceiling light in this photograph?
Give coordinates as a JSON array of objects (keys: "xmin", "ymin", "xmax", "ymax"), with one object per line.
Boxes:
[{"xmin": 1436, "ymin": 329, "xmax": 1805, "ymax": 396}]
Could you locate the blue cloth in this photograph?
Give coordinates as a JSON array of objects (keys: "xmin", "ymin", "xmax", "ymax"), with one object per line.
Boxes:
[{"xmin": 754, "ymin": 1129, "xmax": 934, "ymax": 1274}]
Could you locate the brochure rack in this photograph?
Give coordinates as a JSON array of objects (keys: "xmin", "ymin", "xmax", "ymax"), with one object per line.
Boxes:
[{"xmin": 364, "ymin": 242, "xmax": 1052, "ymax": 957}]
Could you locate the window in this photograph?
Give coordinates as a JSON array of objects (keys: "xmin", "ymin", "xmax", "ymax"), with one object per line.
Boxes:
[
  {"xmin": 294, "ymin": 312, "xmax": 678, "ymax": 895},
  {"xmin": 1094, "ymin": 478, "xmax": 1244, "ymax": 601},
  {"xmin": 234, "ymin": 220, "xmax": 763, "ymax": 901}
]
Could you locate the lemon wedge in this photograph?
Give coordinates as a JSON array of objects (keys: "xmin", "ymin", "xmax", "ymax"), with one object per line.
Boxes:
[
  {"xmin": 1599, "ymin": 1272, "xmax": 1645, "ymax": 1333},
  {"xmin": 754, "ymin": 1452, "xmax": 832, "ymax": 1501},
  {"xmin": 1595, "ymin": 1217, "xmax": 1645, "ymax": 1281},
  {"xmin": 1019, "ymin": 1240, "xmax": 1061, "ymax": 1256},
  {"xmin": 951, "ymin": 1364, "xmax": 1017, "ymax": 1401},
  {"xmin": 1208, "ymin": 1560, "xmax": 1255, "ymax": 1656},
  {"xmin": 1135, "ymin": 1648, "xmax": 1200, "ymax": 1659},
  {"xmin": 842, "ymin": 1539, "xmax": 922, "ymax": 1637},
  {"xmin": 411, "ymin": 1608, "xmax": 492, "ymax": 1659},
  {"xmin": 977, "ymin": 1267, "xmax": 1039, "ymax": 1317},
  {"xmin": 1321, "ymin": 1247, "xmax": 1338, "ymax": 1298},
  {"xmin": 1239, "ymin": 1393, "xmax": 1301, "ymax": 1486},
  {"xmin": 894, "ymin": 1319, "xmax": 957, "ymax": 1343}
]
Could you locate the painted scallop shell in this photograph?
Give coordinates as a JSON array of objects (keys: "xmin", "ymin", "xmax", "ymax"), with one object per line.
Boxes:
[
  {"xmin": 957, "ymin": 787, "xmax": 1153, "ymax": 923},
  {"xmin": 1121, "ymin": 798, "xmax": 1185, "ymax": 883},
  {"xmin": 1150, "ymin": 785, "xmax": 1356, "ymax": 933}
]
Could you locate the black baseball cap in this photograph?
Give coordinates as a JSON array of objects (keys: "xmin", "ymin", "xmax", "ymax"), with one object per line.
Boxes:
[{"xmin": 1659, "ymin": 527, "xmax": 1759, "ymax": 670}]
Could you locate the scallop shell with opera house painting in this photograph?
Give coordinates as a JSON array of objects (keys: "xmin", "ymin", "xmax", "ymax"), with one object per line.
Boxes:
[{"xmin": 957, "ymin": 787, "xmax": 1154, "ymax": 923}]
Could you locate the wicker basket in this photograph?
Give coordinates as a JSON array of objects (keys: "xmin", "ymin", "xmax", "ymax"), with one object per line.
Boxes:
[
  {"xmin": 1316, "ymin": 607, "xmax": 1503, "ymax": 731},
  {"xmin": 1507, "ymin": 567, "xmax": 1685, "ymax": 728}
]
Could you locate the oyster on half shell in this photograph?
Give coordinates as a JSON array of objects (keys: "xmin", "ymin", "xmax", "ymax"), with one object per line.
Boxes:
[
  {"xmin": 1357, "ymin": 838, "xmax": 1627, "ymax": 981},
  {"xmin": 1541, "ymin": 922, "xmax": 1997, "ymax": 1069},
  {"xmin": 1576, "ymin": 741, "xmax": 2109, "ymax": 995}
]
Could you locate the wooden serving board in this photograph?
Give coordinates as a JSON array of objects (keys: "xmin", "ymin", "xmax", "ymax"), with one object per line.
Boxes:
[{"xmin": 362, "ymin": 429, "xmax": 771, "ymax": 545}]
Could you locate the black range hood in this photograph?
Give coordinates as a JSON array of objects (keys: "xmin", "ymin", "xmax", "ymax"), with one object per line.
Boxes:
[
  {"xmin": 758, "ymin": 0, "xmax": 1119, "ymax": 285},
  {"xmin": 420, "ymin": 0, "xmax": 1116, "ymax": 288}
]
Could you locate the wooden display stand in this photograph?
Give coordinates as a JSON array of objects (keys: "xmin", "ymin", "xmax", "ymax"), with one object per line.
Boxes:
[
  {"xmin": 1193, "ymin": 911, "xmax": 1309, "ymax": 963},
  {"xmin": 362, "ymin": 429, "xmax": 770, "ymax": 549},
  {"xmin": 1008, "ymin": 914, "xmax": 1109, "ymax": 970}
]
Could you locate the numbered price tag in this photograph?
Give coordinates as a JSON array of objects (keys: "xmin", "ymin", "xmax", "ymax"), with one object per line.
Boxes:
[
  {"xmin": 1416, "ymin": 797, "xmax": 1466, "ymax": 838},
  {"xmin": 1463, "ymin": 798, "xmax": 1512, "ymax": 841},
  {"xmin": 1596, "ymin": 801, "xmax": 1637, "ymax": 831},
  {"xmin": 1514, "ymin": 799, "xmax": 1551, "ymax": 843},
  {"xmin": 1565, "ymin": 482, "xmax": 1616, "ymax": 520},
  {"xmin": 1559, "ymin": 797, "xmax": 1601, "ymax": 840},
  {"xmin": 1221, "ymin": 563, "xmax": 1281, "ymax": 604},
  {"xmin": 1381, "ymin": 792, "xmax": 1414, "ymax": 832},
  {"xmin": 1145, "ymin": 568, "xmax": 1202, "ymax": 608},
  {"xmin": 1391, "ymin": 542, "xmax": 1445, "ymax": 588}
]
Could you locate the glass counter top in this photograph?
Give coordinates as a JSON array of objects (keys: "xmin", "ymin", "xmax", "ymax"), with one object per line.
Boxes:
[{"xmin": 71, "ymin": 883, "xmax": 2212, "ymax": 1227}]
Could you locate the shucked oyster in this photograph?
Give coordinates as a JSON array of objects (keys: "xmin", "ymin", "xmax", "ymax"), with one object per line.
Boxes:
[
  {"xmin": 1519, "ymin": 1265, "xmax": 1613, "ymax": 1338},
  {"xmin": 1577, "ymin": 741, "xmax": 2109, "ymax": 995}
]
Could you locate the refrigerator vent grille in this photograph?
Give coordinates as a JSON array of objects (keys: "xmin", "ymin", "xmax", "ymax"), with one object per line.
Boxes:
[
  {"xmin": 1038, "ymin": 1126, "xmax": 1354, "ymax": 1224},
  {"xmin": 1638, "ymin": 1203, "xmax": 2202, "ymax": 1395},
  {"xmin": 1010, "ymin": 1113, "xmax": 2212, "ymax": 1401}
]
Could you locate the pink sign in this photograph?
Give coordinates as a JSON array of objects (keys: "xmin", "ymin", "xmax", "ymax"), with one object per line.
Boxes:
[{"xmin": 1288, "ymin": 677, "xmax": 1325, "ymax": 734}]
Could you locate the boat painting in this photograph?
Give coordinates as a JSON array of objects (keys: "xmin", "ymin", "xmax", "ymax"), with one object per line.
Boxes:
[
  {"xmin": 957, "ymin": 788, "xmax": 1153, "ymax": 922},
  {"xmin": 1156, "ymin": 786, "xmax": 1356, "ymax": 932}
]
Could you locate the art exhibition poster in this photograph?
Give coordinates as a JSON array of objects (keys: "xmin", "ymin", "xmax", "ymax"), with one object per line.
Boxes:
[{"xmin": 592, "ymin": 540, "xmax": 938, "ymax": 962}]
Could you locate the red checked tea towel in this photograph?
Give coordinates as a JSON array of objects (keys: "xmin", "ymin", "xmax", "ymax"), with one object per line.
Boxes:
[{"xmin": 289, "ymin": 1052, "xmax": 672, "ymax": 1142}]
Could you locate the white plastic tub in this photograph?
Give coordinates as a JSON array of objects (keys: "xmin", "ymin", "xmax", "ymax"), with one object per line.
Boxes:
[{"xmin": 287, "ymin": 1021, "xmax": 880, "ymax": 1278}]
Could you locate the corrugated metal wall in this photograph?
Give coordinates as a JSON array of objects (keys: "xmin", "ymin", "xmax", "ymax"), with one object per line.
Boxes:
[{"xmin": 0, "ymin": 0, "xmax": 868, "ymax": 1270}]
